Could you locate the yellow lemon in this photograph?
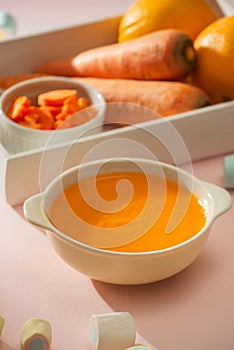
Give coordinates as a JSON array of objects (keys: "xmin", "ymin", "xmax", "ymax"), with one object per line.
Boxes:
[
  {"xmin": 118, "ymin": 0, "xmax": 221, "ymax": 42},
  {"xmin": 193, "ymin": 15, "xmax": 234, "ymax": 103}
]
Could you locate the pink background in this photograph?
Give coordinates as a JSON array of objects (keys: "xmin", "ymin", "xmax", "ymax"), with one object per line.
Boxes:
[{"xmin": 1, "ymin": 1, "xmax": 234, "ymax": 350}]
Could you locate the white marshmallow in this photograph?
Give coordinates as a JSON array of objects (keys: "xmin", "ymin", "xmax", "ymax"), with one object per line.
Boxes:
[
  {"xmin": 90, "ymin": 312, "xmax": 136, "ymax": 350},
  {"xmin": 20, "ymin": 318, "xmax": 52, "ymax": 350}
]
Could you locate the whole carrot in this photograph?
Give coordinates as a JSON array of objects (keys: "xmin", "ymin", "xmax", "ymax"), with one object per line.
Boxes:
[
  {"xmin": 74, "ymin": 77, "xmax": 210, "ymax": 124},
  {"xmin": 0, "ymin": 73, "xmax": 49, "ymax": 90},
  {"xmin": 37, "ymin": 29, "xmax": 197, "ymax": 80},
  {"xmin": 0, "ymin": 74, "xmax": 210, "ymax": 123}
]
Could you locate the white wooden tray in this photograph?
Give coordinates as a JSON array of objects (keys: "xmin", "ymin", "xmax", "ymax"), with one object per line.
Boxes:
[{"xmin": 0, "ymin": 0, "xmax": 233, "ymax": 205}]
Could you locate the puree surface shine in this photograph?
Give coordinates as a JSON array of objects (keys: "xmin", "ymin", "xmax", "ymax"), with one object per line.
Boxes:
[{"xmin": 49, "ymin": 172, "xmax": 207, "ymax": 252}]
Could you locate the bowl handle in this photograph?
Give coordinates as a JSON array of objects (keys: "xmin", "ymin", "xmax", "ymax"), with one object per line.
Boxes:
[
  {"xmin": 23, "ymin": 194, "xmax": 55, "ymax": 232},
  {"xmin": 203, "ymin": 181, "xmax": 232, "ymax": 218}
]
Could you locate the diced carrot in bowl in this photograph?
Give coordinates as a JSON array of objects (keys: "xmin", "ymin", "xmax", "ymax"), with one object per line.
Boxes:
[
  {"xmin": 7, "ymin": 88, "xmax": 94, "ymax": 130},
  {"xmin": 38, "ymin": 89, "xmax": 78, "ymax": 106}
]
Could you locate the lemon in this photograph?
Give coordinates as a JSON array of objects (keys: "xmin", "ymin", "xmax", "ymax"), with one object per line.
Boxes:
[
  {"xmin": 193, "ymin": 15, "xmax": 234, "ymax": 103},
  {"xmin": 118, "ymin": 0, "xmax": 221, "ymax": 42}
]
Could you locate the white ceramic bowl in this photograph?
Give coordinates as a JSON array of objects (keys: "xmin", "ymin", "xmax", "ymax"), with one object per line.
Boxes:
[
  {"xmin": 0, "ymin": 76, "xmax": 106, "ymax": 153},
  {"xmin": 23, "ymin": 158, "xmax": 232, "ymax": 285}
]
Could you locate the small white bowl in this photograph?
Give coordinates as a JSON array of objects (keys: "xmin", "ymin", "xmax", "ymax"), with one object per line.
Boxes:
[
  {"xmin": 0, "ymin": 76, "xmax": 106, "ymax": 153},
  {"xmin": 23, "ymin": 158, "xmax": 232, "ymax": 285}
]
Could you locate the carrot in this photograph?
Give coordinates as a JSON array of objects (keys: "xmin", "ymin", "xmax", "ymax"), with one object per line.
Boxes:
[
  {"xmin": 7, "ymin": 96, "xmax": 31, "ymax": 122},
  {"xmin": 0, "ymin": 73, "xmax": 49, "ymax": 90},
  {"xmin": 2, "ymin": 73, "xmax": 210, "ymax": 124},
  {"xmin": 38, "ymin": 89, "xmax": 78, "ymax": 106},
  {"xmin": 58, "ymin": 106, "xmax": 97, "ymax": 129},
  {"xmin": 36, "ymin": 29, "xmax": 197, "ymax": 81},
  {"xmin": 6, "ymin": 89, "xmax": 93, "ymax": 130},
  {"xmin": 74, "ymin": 77, "xmax": 210, "ymax": 124},
  {"xmin": 41, "ymin": 105, "xmax": 62, "ymax": 117},
  {"xmin": 25, "ymin": 106, "xmax": 54, "ymax": 130}
]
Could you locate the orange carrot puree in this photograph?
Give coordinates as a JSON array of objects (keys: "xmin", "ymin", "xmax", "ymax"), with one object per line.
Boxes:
[{"xmin": 49, "ymin": 172, "xmax": 207, "ymax": 252}]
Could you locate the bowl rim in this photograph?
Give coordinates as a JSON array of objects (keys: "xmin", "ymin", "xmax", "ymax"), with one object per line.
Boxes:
[
  {"xmin": 0, "ymin": 76, "xmax": 106, "ymax": 134},
  {"xmin": 40, "ymin": 158, "xmax": 217, "ymax": 257}
]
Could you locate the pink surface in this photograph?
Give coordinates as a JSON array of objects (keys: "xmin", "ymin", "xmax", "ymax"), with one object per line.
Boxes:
[
  {"xmin": 0, "ymin": 155, "xmax": 233, "ymax": 350},
  {"xmin": 1, "ymin": 1, "xmax": 234, "ymax": 350}
]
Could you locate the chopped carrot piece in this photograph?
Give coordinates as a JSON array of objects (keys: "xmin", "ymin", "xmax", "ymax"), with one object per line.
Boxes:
[
  {"xmin": 6, "ymin": 89, "xmax": 93, "ymax": 130},
  {"xmin": 8, "ymin": 96, "xmax": 31, "ymax": 122},
  {"xmin": 24, "ymin": 115, "xmax": 39, "ymax": 127},
  {"xmin": 55, "ymin": 111, "xmax": 68, "ymax": 121},
  {"xmin": 40, "ymin": 105, "xmax": 62, "ymax": 118},
  {"xmin": 62, "ymin": 96, "xmax": 80, "ymax": 114},
  {"xmin": 55, "ymin": 96, "xmax": 79, "ymax": 120},
  {"xmin": 63, "ymin": 95, "xmax": 77, "ymax": 105},
  {"xmin": 24, "ymin": 107, "xmax": 54, "ymax": 130},
  {"xmin": 19, "ymin": 119, "xmax": 42, "ymax": 129},
  {"xmin": 38, "ymin": 89, "xmax": 78, "ymax": 106},
  {"xmin": 37, "ymin": 108, "xmax": 54, "ymax": 130},
  {"xmin": 77, "ymin": 97, "xmax": 88, "ymax": 109}
]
